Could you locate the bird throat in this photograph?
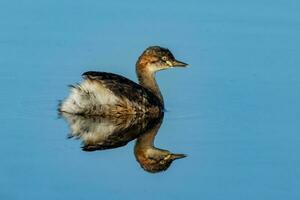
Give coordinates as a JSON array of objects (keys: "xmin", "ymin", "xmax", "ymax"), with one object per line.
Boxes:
[{"xmin": 136, "ymin": 65, "xmax": 164, "ymax": 106}]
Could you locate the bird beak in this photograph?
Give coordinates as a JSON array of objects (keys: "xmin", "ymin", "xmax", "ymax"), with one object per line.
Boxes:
[
  {"xmin": 170, "ymin": 153, "xmax": 187, "ymax": 160},
  {"xmin": 172, "ymin": 59, "xmax": 188, "ymax": 67}
]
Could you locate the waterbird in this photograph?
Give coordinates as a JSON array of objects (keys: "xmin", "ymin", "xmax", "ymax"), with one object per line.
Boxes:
[
  {"xmin": 59, "ymin": 46, "xmax": 188, "ymax": 116},
  {"xmin": 61, "ymin": 112, "xmax": 186, "ymax": 173}
]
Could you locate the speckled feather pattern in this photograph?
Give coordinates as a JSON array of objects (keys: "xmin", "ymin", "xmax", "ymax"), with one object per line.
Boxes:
[
  {"xmin": 59, "ymin": 71, "xmax": 163, "ymax": 116},
  {"xmin": 61, "ymin": 112, "xmax": 163, "ymax": 151}
]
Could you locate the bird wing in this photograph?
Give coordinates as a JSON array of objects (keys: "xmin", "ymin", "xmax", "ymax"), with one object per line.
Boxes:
[{"xmin": 82, "ymin": 71, "xmax": 162, "ymax": 108}]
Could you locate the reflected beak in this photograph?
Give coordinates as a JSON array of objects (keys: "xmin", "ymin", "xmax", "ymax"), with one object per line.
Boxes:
[
  {"xmin": 172, "ymin": 59, "xmax": 188, "ymax": 67},
  {"xmin": 170, "ymin": 153, "xmax": 187, "ymax": 160}
]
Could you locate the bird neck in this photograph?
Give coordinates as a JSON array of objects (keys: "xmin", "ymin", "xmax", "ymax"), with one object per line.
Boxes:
[
  {"xmin": 134, "ymin": 118, "xmax": 162, "ymax": 154},
  {"xmin": 136, "ymin": 64, "xmax": 164, "ymax": 105},
  {"xmin": 136, "ymin": 125, "xmax": 157, "ymax": 148}
]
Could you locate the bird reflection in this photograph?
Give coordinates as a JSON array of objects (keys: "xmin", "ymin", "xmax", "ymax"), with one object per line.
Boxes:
[{"xmin": 61, "ymin": 112, "xmax": 186, "ymax": 173}]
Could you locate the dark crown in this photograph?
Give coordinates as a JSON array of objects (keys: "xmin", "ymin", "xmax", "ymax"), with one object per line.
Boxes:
[{"xmin": 143, "ymin": 46, "xmax": 175, "ymax": 59}]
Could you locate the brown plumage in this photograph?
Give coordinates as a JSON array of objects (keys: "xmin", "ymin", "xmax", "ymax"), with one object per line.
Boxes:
[
  {"xmin": 59, "ymin": 46, "xmax": 188, "ymax": 116},
  {"xmin": 61, "ymin": 111, "xmax": 186, "ymax": 173}
]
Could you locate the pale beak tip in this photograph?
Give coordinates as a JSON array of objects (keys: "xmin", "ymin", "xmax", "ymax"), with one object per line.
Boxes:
[
  {"xmin": 173, "ymin": 60, "xmax": 188, "ymax": 67},
  {"xmin": 171, "ymin": 153, "xmax": 187, "ymax": 160}
]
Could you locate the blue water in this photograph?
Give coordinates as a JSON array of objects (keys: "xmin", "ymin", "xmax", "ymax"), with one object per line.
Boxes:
[{"xmin": 1, "ymin": 0, "xmax": 300, "ymax": 199}]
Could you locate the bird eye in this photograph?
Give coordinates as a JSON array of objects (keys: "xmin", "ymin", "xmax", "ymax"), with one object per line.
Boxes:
[{"xmin": 162, "ymin": 56, "xmax": 167, "ymax": 61}]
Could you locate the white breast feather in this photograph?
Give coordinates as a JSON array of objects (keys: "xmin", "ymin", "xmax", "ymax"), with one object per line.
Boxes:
[
  {"xmin": 60, "ymin": 80, "xmax": 120, "ymax": 114},
  {"xmin": 70, "ymin": 118, "xmax": 118, "ymax": 143}
]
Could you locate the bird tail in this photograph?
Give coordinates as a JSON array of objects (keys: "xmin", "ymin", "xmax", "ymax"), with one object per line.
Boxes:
[
  {"xmin": 58, "ymin": 84, "xmax": 93, "ymax": 114},
  {"xmin": 58, "ymin": 80, "xmax": 120, "ymax": 115}
]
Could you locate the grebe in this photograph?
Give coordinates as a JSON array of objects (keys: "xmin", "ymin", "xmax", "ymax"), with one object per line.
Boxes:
[
  {"xmin": 59, "ymin": 46, "xmax": 187, "ymax": 116},
  {"xmin": 61, "ymin": 111, "xmax": 186, "ymax": 173}
]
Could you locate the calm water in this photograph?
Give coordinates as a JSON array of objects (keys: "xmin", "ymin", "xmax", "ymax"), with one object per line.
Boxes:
[{"xmin": 1, "ymin": 0, "xmax": 300, "ymax": 199}]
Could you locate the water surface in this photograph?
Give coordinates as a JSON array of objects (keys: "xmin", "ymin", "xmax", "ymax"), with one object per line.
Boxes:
[{"xmin": 0, "ymin": 0, "xmax": 300, "ymax": 199}]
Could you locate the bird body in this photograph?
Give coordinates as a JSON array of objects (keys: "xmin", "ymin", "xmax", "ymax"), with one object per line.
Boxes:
[
  {"xmin": 59, "ymin": 46, "xmax": 187, "ymax": 116},
  {"xmin": 59, "ymin": 72, "xmax": 162, "ymax": 116},
  {"xmin": 61, "ymin": 111, "xmax": 186, "ymax": 173}
]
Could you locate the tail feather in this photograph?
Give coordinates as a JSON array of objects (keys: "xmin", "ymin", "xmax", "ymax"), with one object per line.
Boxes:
[{"xmin": 59, "ymin": 80, "xmax": 120, "ymax": 115}]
